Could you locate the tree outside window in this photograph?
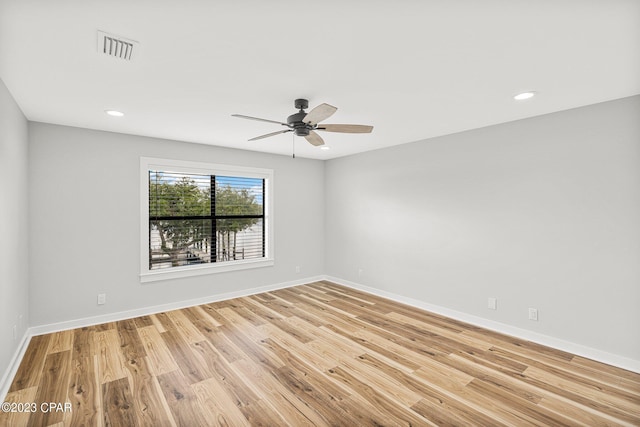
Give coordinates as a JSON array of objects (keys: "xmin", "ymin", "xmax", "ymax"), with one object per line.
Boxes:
[{"xmin": 149, "ymin": 171, "xmax": 264, "ymax": 270}]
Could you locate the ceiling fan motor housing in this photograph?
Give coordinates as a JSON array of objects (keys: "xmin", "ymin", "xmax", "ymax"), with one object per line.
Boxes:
[{"xmin": 287, "ymin": 110, "xmax": 312, "ymax": 136}]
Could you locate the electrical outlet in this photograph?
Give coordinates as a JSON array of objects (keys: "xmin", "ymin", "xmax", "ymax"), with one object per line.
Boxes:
[
  {"xmin": 295, "ymin": 266, "xmax": 300, "ymax": 274},
  {"xmin": 488, "ymin": 297, "xmax": 497, "ymax": 310},
  {"xmin": 358, "ymin": 268, "xmax": 363, "ymax": 278},
  {"xmin": 528, "ymin": 307, "xmax": 538, "ymax": 321},
  {"xmin": 97, "ymin": 293, "xmax": 106, "ymax": 305}
]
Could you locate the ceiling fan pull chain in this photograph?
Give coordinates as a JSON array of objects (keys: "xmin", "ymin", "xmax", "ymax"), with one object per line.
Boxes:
[{"xmin": 292, "ymin": 132, "xmax": 296, "ymax": 159}]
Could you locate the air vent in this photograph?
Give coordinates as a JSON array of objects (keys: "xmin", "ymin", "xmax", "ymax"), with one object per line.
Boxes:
[{"xmin": 97, "ymin": 30, "xmax": 138, "ymax": 61}]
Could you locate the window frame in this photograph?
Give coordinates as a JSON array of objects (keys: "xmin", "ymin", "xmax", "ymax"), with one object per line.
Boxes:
[{"xmin": 140, "ymin": 157, "xmax": 274, "ymax": 283}]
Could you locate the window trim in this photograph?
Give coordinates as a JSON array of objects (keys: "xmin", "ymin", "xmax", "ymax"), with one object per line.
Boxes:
[{"xmin": 140, "ymin": 157, "xmax": 274, "ymax": 283}]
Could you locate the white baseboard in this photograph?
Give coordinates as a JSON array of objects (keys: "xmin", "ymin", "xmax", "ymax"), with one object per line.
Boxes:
[
  {"xmin": 324, "ymin": 276, "xmax": 640, "ymax": 374},
  {"xmin": 29, "ymin": 276, "xmax": 323, "ymax": 337},
  {"xmin": 0, "ymin": 331, "xmax": 31, "ymax": 402}
]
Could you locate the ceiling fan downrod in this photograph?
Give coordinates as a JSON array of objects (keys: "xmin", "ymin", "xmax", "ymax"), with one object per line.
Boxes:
[{"xmin": 288, "ymin": 99, "xmax": 312, "ymax": 137}]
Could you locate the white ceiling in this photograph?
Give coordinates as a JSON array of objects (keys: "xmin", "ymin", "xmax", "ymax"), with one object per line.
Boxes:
[{"xmin": 1, "ymin": 0, "xmax": 638, "ymax": 160}]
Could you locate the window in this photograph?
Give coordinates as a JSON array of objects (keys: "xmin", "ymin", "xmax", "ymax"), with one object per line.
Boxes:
[{"xmin": 140, "ymin": 158, "xmax": 273, "ymax": 282}]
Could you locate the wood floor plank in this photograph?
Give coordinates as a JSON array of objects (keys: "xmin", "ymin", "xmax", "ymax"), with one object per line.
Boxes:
[
  {"xmin": 0, "ymin": 386, "xmax": 37, "ymax": 427},
  {"xmin": 339, "ymin": 357, "xmax": 423, "ymax": 406},
  {"xmin": 232, "ymin": 357, "xmax": 329, "ymax": 426},
  {"xmin": 8, "ymin": 334, "xmax": 50, "ymax": 392},
  {"xmin": 492, "ymin": 345, "xmax": 640, "ymax": 407},
  {"xmin": 125, "ymin": 357, "xmax": 176, "ymax": 427},
  {"xmin": 324, "ymin": 322, "xmax": 423, "ymax": 372},
  {"xmin": 191, "ymin": 377, "xmax": 251, "ymax": 427},
  {"xmin": 271, "ymin": 363, "xmax": 365, "ymax": 426},
  {"xmin": 132, "ymin": 315, "xmax": 154, "ymax": 328},
  {"xmin": 387, "ymin": 311, "xmax": 494, "ymax": 352},
  {"xmin": 269, "ymin": 316, "xmax": 316, "ymax": 343},
  {"xmin": 149, "ymin": 314, "xmax": 167, "ymax": 333},
  {"xmin": 94, "ymin": 329, "xmax": 128, "ymax": 384},
  {"xmin": 260, "ymin": 323, "xmax": 339, "ymax": 371},
  {"xmin": 226, "ymin": 301, "xmax": 267, "ymax": 327},
  {"xmin": 116, "ymin": 319, "xmax": 147, "ymax": 362},
  {"xmin": 278, "ymin": 292, "xmax": 362, "ymax": 334},
  {"xmin": 46, "ymin": 329, "xmax": 74, "ymax": 355},
  {"xmin": 137, "ymin": 325, "xmax": 179, "ymax": 376},
  {"xmin": 153, "ymin": 312, "xmax": 177, "ymax": 332},
  {"xmin": 414, "ymin": 365, "xmax": 543, "ymax": 426},
  {"xmin": 237, "ymin": 295, "xmax": 289, "ymax": 323},
  {"xmin": 267, "ymin": 289, "xmax": 329, "ymax": 327},
  {"xmin": 358, "ymin": 352, "xmax": 503, "ymax": 426},
  {"xmin": 116, "ymin": 324, "xmax": 160, "ymax": 427},
  {"xmin": 537, "ymin": 395, "xmax": 634, "ymax": 426},
  {"xmin": 4, "ymin": 281, "xmax": 639, "ymax": 426},
  {"xmin": 95, "ymin": 322, "xmax": 116, "ymax": 332},
  {"xmin": 411, "ymin": 396, "xmax": 504, "ymax": 427},
  {"xmin": 326, "ymin": 365, "xmax": 432, "ymax": 426},
  {"xmin": 192, "ymin": 320, "xmax": 245, "ymax": 363},
  {"xmin": 71, "ymin": 327, "xmax": 95, "ymax": 362},
  {"xmin": 181, "ymin": 305, "xmax": 223, "ymax": 327},
  {"xmin": 217, "ymin": 306, "xmax": 268, "ymax": 342},
  {"xmin": 524, "ymin": 365, "xmax": 640, "ymax": 422},
  {"xmin": 160, "ymin": 328, "xmax": 213, "ymax": 384},
  {"xmin": 166, "ymin": 309, "xmax": 207, "ymax": 344},
  {"xmin": 29, "ymin": 350, "xmax": 72, "ymax": 427},
  {"xmin": 199, "ymin": 303, "xmax": 233, "ymax": 326},
  {"xmin": 102, "ymin": 377, "xmax": 137, "ymax": 427},
  {"xmin": 68, "ymin": 356, "xmax": 100, "ymax": 426},
  {"xmin": 156, "ymin": 370, "xmax": 222, "ymax": 427},
  {"xmin": 306, "ymin": 326, "xmax": 366, "ymax": 362},
  {"xmin": 189, "ymin": 339, "xmax": 265, "ymax": 414},
  {"xmin": 465, "ymin": 377, "xmax": 579, "ymax": 426},
  {"xmin": 562, "ymin": 360, "xmax": 640, "ymax": 395},
  {"xmin": 571, "ymin": 355, "xmax": 640, "ymax": 385}
]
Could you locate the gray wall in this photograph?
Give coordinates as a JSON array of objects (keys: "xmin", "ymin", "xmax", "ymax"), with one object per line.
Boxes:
[
  {"xmin": 325, "ymin": 96, "xmax": 640, "ymax": 360},
  {"xmin": 28, "ymin": 123, "xmax": 324, "ymax": 326},
  {"xmin": 0, "ymin": 79, "xmax": 29, "ymax": 380},
  {"xmin": 10, "ymin": 93, "xmax": 640, "ymax": 369}
]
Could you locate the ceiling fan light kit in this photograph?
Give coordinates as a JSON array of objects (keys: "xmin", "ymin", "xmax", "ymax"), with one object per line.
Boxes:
[{"xmin": 232, "ymin": 99, "xmax": 373, "ymax": 149}]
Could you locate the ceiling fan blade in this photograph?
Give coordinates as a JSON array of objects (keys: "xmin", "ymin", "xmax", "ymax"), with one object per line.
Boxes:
[
  {"xmin": 232, "ymin": 114, "xmax": 289, "ymax": 127},
  {"xmin": 303, "ymin": 103, "xmax": 337, "ymax": 125},
  {"xmin": 248, "ymin": 129, "xmax": 292, "ymax": 141},
  {"xmin": 317, "ymin": 124, "xmax": 374, "ymax": 133},
  {"xmin": 304, "ymin": 130, "xmax": 325, "ymax": 146}
]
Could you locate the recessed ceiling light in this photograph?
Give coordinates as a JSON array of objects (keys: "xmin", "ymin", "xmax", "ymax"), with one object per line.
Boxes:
[
  {"xmin": 104, "ymin": 109, "xmax": 124, "ymax": 117},
  {"xmin": 514, "ymin": 92, "xmax": 536, "ymax": 101},
  {"xmin": 320, "ymin": 146, "xmax": 330, "ymax": 150}
]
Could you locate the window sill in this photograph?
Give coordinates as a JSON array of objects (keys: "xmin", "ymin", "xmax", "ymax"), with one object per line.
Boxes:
[{"xmin": 140, "ymin": 258, "xmax": 274, "ymax": 283}]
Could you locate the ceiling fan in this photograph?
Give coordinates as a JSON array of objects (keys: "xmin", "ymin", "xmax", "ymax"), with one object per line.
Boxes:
[{"xmin": 232, "ymin": 99, "xmax": 373, "ymax": 147}]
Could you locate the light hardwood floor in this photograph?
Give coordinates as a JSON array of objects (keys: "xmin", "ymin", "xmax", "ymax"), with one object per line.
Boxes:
[{"xmin": 2, "ymin": 281, "xmax": 639, "ymax": 426}]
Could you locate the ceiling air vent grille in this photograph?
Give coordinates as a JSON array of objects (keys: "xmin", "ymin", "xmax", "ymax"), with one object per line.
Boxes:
[{"xmin": 97, "ymin": 30, "xmax": 138, "ymax": 61}]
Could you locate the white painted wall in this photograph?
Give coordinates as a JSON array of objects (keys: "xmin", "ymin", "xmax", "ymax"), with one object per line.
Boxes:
[
  {"xmin": 28, "ymin": 123, "xmax": 324, "ymax": 327},
  {"xmin": 325, "ymin": 96, "xmax": 640, "ymax": 361},
  {"xmin": 0, "ymin": 79, "xmax": 29, "ymax": 382}
]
